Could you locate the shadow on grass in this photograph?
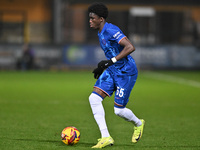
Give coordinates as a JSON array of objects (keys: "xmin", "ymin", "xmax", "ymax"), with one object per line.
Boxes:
[
  {"xmin": 12, "ymin": 138, "xmax": 63, "ymax": 147},
  {"xmin": 14, "ymin": 138, "xmax": 60, "ymax": 143},
  {"xmin": 12, "ymin": 138, "xmax": 94, "ymax": 147}
]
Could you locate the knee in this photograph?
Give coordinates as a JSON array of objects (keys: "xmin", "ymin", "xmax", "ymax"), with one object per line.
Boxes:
[
  {"xmin": 89, "ymin": 93, "xmax": 95, "ymax": 104},
  {"xmin": 89, "ymin": 93, "xmax": 102, "ymax": 105},
  {"xmin": 114, "ymin": 107, "xmax": 124, "ymax": 116}
]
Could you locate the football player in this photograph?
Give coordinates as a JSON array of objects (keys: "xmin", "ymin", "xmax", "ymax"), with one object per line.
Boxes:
[{"xmin": 88, "ymin": 3, "xmax": 145, "ymax": 148}]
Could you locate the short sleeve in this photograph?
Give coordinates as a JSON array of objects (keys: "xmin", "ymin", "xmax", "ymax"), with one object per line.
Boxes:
[{"xmin": 107, "ymin": 27, "xmax": 126, "ymax": 44}]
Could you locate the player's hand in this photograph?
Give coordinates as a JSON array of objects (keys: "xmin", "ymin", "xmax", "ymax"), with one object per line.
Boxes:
[
  {"xmin": 98, "ymin": 60, "xmax": 113, "ymax": 69},
  {"xmin": 92, "ymin": 67, "xmax": 104, "ymax": 79},
  {"xmin": 98, "ymin": 57, "xmax": 117, "ymax": 69}
]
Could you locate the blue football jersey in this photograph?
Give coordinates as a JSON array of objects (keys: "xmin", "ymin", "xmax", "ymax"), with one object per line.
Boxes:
[{"xmin": 98, "ymin": 22, "xmax": 138, "ymax": 75}]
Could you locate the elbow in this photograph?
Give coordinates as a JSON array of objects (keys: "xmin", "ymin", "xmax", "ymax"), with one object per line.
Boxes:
[
  {"xmin": 132, "ymin": 45, "xmax": 136, "ymax": 52},
  {"xmin": 129, "ymin": 44, "xmax": 135, "ymax": 53}
]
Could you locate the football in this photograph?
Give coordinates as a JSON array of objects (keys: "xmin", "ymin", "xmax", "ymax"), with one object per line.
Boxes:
[{"xmin": 61, "ymin": 126, "xmax": 80, "ymax": 145}]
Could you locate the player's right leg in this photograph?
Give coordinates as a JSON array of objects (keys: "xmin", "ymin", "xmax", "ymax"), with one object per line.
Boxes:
[
  {"xmin": 89, "ymin": 92, "xmax": 115, "ymax": 148},
  {"xmin": 89, "ymin": 70, "xmax": 115, "ymax": 148},
  {"xmin": 92, "ymin": 136, "xmax": 114, "ymax": 148},
  {"xmin": 89, "ymin": 92, "xmax": 110, "ymax": 138}
]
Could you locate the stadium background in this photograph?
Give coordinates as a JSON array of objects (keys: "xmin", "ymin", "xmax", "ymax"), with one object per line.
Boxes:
[{"xmin": 0, "ymin": 0, "xmax": 200, "ymax": 70}]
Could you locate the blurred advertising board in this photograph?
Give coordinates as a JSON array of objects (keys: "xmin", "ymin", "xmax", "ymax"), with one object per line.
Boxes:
[
  {"xmin": 0, "ymin": 44, "xmax": 200, "ymax": 70},
  {"xmin": 62, "ymin": 45, "xmax": 106, "ymax": 67},
  {"xmin": 63, "ymin": 44, "xmax": 200, "ymax": 69}
]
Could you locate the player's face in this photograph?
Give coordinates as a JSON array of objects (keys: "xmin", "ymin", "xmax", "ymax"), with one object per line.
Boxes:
[{"xmin": 89, "ymin": 12, "xmax": 102, "ymax": 30}]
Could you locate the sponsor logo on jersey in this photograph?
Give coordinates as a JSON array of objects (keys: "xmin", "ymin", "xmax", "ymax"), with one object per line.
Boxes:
[{"xmin": 113, "ymin": 31, "xmax": 122, "ymax": 40}]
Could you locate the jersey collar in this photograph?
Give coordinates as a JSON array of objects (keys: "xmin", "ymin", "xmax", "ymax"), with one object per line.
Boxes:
[{"xmin": 98, "ymin": 22, "xmax": 108, "ymax": 34}]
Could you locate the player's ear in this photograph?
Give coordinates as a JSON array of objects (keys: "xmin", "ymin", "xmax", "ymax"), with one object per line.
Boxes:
[{"xmin": 100, "ymin": 17, "xmax": 104, "ymax": 22}]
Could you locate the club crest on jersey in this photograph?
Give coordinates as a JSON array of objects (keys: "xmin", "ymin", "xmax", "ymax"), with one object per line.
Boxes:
[{"xmin": 102, "ymin": 39, "xmax": 106, "ymax": 45}]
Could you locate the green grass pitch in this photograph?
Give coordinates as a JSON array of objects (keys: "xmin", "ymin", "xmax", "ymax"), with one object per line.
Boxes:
[{"xmin": 0, "ymin": 70, "xmax": 200, "ymax": 150}]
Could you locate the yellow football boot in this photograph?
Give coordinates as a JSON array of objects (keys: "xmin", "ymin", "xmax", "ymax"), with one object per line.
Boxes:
[
  {"xmin": 92, "ymin": 136, "xmax": 114, "ymax": 148},
  {"xmin": 132, "ymin": 119, "xmax": 145, "ymax": 143}
]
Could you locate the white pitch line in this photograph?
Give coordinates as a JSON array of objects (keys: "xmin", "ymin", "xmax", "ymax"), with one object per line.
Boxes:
[{"xmin": 143, "ymin": 71, "xmax": 200, "ymax": 88}]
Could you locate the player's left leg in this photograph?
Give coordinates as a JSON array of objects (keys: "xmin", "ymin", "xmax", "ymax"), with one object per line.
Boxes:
[
  {"xmin": 132, "ymin": 119, "xmax": 145, "ymax": 143},
  {"xmin": 113, "ymin": 73, "xmax": 145, "ymax": 143},
  {"xmin": 114, "ymin": 107, "xmax": 142, "ymax": 126},
  {"xmin": 114, "ymin": 107, "xmax": 145, "ymax": 143}
]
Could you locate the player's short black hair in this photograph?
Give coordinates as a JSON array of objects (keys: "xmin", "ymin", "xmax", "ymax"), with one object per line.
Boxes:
[{"xmin": 88, "ymin": 3, "xmax": 108, "ymax": 19}]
